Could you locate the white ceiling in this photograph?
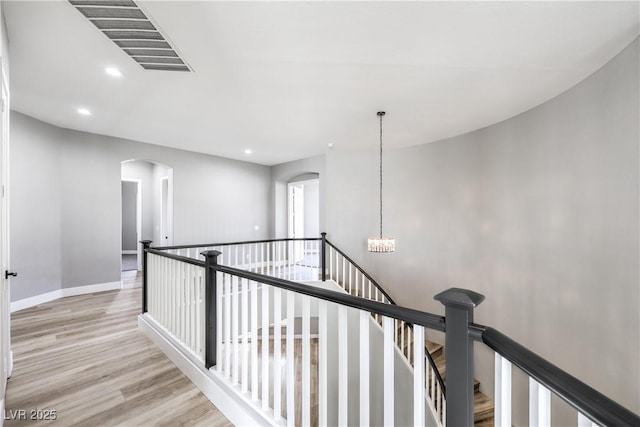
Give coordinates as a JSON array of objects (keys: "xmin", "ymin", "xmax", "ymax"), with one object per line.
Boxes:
[{"xmin": 4, "ymin": 1, "xmax": 639, "ymax": 166}]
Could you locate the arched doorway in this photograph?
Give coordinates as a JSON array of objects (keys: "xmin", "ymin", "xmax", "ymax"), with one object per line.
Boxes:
[
  {"xmin": 120, "ymin": 160, "xmax": 174, "ymax": 274},
  {"xmin": 287, "ymin": 173, "xmax": 320, "ymax": 239}
]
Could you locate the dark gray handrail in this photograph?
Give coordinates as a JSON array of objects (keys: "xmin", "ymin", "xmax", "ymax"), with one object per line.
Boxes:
[
  {"xmin": 153, "ymin": 237, "xmax": 321, "ymax": 251},
  {"xmin": 147, "ymin": 248, "xmax": 205, "ymax": 267},
  {"xmin": 324, "ymin": 238, "xmax": 396, "ymax": 305},
  {"xmin": 213, "ymin": 263, "xmax": 446, "ymax": 331},
  {"xmin": 481, "ymin": 326, "xmax": 640, "ymax": 427}
]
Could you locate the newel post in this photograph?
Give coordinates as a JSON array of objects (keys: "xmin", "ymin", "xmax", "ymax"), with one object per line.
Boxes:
[
  {"xmin": 321, "ymin": 232, "xmax": 327, "ymax": 281},
  {"xmin": 435, "ymin": 288, "xmax": 485, "ymax": 427},
  {"xmin": 140, "ymin": 240, "xmax": 153, "ymax": 314},
  {"xmin": 202, "ymin": 250, "xmax": 222, "ymax": 369}
]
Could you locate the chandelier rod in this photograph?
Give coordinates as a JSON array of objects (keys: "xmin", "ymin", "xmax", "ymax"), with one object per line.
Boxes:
[{"xmin": 378, "ymin": 111, "xmax": 385, "ymax": 238}]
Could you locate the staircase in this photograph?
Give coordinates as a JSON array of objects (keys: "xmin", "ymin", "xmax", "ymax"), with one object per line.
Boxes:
[
  {"xmin": 425, "ymin": 340, "xmax": 495, "ymax": 426},
  {"xmin": 337, "ymin": 278, "xmax": 495, "ymax": 426}
]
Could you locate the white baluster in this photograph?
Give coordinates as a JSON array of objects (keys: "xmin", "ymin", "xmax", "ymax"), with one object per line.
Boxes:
[
  {"xmin": 319, "ymin": 300, "xmax": 328, "ymax": 427},
  {"xmin": 383, "ymin": 316, "xmax": 395, "ymax": 426},
  {"xmin": 241, "ymin": 277, "xmax": 249, "ymax": 393},
  {"xmin": 402, "ymin": 322, "xmax": 406, "ymax": 359},
  {"xmin": 302, "ymin": 295, "xmax": 311, "ymax": 426},
  {"xmin": 197, "ymin": 267, "xmax": 204, "ymax": 360},
  {"xmin": 359, "ymin": 310, "xmax": 370, "ymax": 426},
  {"xmin": 194, "ymin": 264, "xmax": 200, "ymax": 353},
  {"xmin": 338, "ymin": 305, "xmax": 348, "ymax": 426},
  {"xmin": 578, "ymin": 412, "xmax": 598, "ymax": 427},
  {"xmin": 261, "ymin": 284, "xmax": 270, "ymax": 410},
  {"xmin": 181, "ymin": 262, "xmax": 187, "ymax": 348},
  {"xmin": 179, "ymin": 262, "xmax": 184, "ymax": 344},
  {"xmin": 529, "ymin": 378, "xmax": 551, "ymax": 426},
  {"xmin": 354, "ymin": 269, "xmax": 362, "ymax": 297},
  {"xmin": 275, "ymin": 241, "xmax": 279, "ymax": 278},
  {"xmin": 216, "ymin": 271, "xmax": 223, "ymax": 373},
  {"xmin": 286, "ymin": 291, "xmax": 295, "ymax": 426},
  {"xmin": 430, "ymin": 352, "xmax": 436, "ymax": 400},
  {"xmin": 224, "ymin": 273, "xmax": 231, "ymax": 377},
  {"xmin": 436, "ymin": 380, "xmax": 442, "ymax": 422},
  {"xmin": 168, "ymin": 259, "xmax": 174, "ymax": 333},
  {"xmin": 329, "ymin": 247, "xmax": 333, "ymax": 280},
  {"xmin": 495, "ymin": 353, "xmax": 512, "ymax": 426},
  {"xmin": 413, "ymin": 325, "xmax": 425, "ymax": 427},
  {"xmin": 251, "ymin": 280, "xmax": 259, "ymax": 401},
  {"xmin": 232, "ymin": 276, "xmax": 239, "ymax": 384},
  {"xmin": 273, "ymin": 287, "xmax": 282, "ymax": 421}
]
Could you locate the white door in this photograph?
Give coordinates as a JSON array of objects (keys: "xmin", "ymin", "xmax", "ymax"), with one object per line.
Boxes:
[
  {"xmin": 0, "ymin": 65, "xmax": 11, "ymax": 409},
  {"xmin": 288, "ymin": 184, "xmax": 305, "ymax": 263},
  {"xmin": 160, "ymin": 176, "xmax": 170, "ymax": 246}
]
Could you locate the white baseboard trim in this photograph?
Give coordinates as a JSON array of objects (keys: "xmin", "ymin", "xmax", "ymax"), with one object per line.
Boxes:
[
  {"xmin": 139, "ymin": 314, "xmax": 282, "ymax": 427},
  {"xmin": 122, "ymin": 250, "xmax": 137, "ymax": 255},
  {"xmin": 10, "ymin": 281, "xmax": 122, "ymax": 313},
  {"xmin": 62, "ymin": 281, "xmax": 121, "ymax": 298}
]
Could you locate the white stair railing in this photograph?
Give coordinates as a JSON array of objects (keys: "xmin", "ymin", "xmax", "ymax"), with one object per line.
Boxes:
[{"xmin": 142, "ymin": 243, "xmax": 640, "ymax": 427}]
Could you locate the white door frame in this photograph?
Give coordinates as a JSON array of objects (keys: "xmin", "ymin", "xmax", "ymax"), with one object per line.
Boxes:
[
  {"xmin": 159, "ymin": 173, "xmax": 173, "ymax": 246},
  {"xmin": 121, "ymin": 178, "xmax": 142, "ymax": 270},
  {"xmin": 287, "ymin": 182, "xmax": 304, "ymax": 239},
  {"xmin": 0, "ymin": 62, "xmax": 11, "ymax": 414}
]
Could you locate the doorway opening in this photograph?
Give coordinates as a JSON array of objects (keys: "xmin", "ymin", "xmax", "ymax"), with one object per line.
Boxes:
[
  {"xmin": 120, "ymin": 160, "xmax": 173, "ymax": 284},
  {"xmin": 287, "ymin": 174, "xmax": 320, "ymax": 265},
  {"xmin": 121, "ymin": 179, "xmax": 141, "ymax": 272}
]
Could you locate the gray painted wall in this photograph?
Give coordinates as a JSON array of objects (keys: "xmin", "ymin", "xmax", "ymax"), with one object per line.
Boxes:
[
  {"xmin": 322, "ymin": 38, "xmax": 639, "ymax": 422},
  {"xmin": 10, "ymin": 116, "xmax": 62, "ymax": 301},
  {"xmin": 121, "ymin": 181, "xmax": 137, "ymax": 251},
  {"xmin": 11, "ymin": 112, "xmax": 271, "ymax": 299}
]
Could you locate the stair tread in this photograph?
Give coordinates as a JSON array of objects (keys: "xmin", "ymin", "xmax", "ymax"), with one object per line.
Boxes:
[
  {"xmin": 426, "ymin": 340, "xmax": 442, "ymax": 355},
  {"xmin": 474, "ymin": 390, "xmax": 495, "ymax": 422}
]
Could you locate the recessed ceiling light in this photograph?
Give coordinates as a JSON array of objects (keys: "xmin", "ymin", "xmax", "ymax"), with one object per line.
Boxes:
[
  {"xmin": 77, "ymin": 108, "xmax": 91, "ymax": 116},
  {"xmin": 244, "ymin": 149, "xmax": 252, "ymax": 155},
  {"xmin": 105, "ymin": 67, "xmax": 122, "ymax": 77},
  {"xmin": 328, "ymin": 143, "xmax": 334, "ymax": 148}
]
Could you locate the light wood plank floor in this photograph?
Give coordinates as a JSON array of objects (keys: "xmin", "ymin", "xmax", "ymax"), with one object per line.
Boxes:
[{"xmin": 5, "ymin": 271, "xmax": 232, "ymax": 427}]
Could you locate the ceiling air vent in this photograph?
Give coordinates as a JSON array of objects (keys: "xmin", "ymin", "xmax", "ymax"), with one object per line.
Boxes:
[{"xmin": 68, "ymin": 0, "xmax": 192, "ymax": 72}]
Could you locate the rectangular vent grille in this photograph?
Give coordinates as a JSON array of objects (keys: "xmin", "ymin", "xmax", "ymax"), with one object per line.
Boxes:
[{"xmin": 68, "ymin": 0, "xmax": 192, "ymax": 72}]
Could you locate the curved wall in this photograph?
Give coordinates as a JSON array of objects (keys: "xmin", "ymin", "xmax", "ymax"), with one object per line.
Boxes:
[{"xmin": 325, "ymin": 37, "xmax": 639, "ymax": 422}]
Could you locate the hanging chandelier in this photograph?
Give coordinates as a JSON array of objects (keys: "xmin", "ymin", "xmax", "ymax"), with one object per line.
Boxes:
[{"xmin": 368, "ymin": 111, "xmax": 395, "ymax": 253}]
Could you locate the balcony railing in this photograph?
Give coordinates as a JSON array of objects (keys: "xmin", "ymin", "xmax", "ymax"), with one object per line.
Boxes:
[{"xmin": 140, "ymin": 236, "xmax": 639, "ymax": 427}]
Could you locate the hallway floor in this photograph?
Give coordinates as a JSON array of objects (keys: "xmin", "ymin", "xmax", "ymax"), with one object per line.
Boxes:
[{"xmin": 4, "ymin": 273, "xmax": 232, "ymax": 426}]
